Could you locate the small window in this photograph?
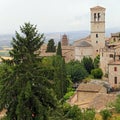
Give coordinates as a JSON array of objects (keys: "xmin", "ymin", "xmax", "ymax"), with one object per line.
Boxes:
[
  {"xmin": 96, "ymin": 50, "xmax": 98, "ymax": 52},
  {"xmin": 96, "ymin": 34, "xmax": 98, "ymax": 38},
  {"xmin": 96, "ymin": 41, "xmax": 98, "ymax": 43},
  {"xmin": 114, "ymin": 77, "xmax": 117, "ymax": 84},
  {"xmin": 94, "ymin": 13, "xmax": 97, "ymax": 21},
  {"xmin": 114, "ymin": 67, "xmax": 117, "ymax": 71},
  {"xmin": 109, "ymin": 54, "xmax": 113, "ymax": 58}
]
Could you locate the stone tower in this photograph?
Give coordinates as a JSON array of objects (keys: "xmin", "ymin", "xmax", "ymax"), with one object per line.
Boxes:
[
  {"xmin": 61, "ymin": 34, "xmax": 69, "ymax": 46},
  {"xmin": 90, "ymin": 6, "xmax": 106, "ymax": 54}
]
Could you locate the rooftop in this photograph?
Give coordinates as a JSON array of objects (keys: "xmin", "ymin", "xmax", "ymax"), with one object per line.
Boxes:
[
  {"xmin": 77, "ymin": 83, "xmax": 103, "ymax": 92},
  {"xmin": 75, "ymin": 41, "xmax": 92, "ymax": 47},
  {"xmin": 90, "ymin": 6, "xmax": 105, "ymax": 11}
]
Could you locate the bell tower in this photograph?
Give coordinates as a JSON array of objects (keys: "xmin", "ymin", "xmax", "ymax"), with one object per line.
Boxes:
[{"xmin": 90, "ymin": 6, "xmax": 106, "ymax": 54}]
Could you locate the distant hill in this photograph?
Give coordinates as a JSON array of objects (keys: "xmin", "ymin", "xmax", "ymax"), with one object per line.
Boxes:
[{"xmin": 0, "ymin": 27, "xmax": 120, "ymax": 47}]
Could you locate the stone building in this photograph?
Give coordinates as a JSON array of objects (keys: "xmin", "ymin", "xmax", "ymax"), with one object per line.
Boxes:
[
  {"xmin": 108, "ymin": 61, "xmax": 120, "ymax": 88},
  {"xmin": 39, "ymin": 35, "xmax": 74, "ymax": 62},
  {"xmin": 110, "ymin": 32, "xmax": 120, "ymax": 43},
  {"xmin": 61, "ymin": 34, "xmax": 69, "ymax": 46},
  {"xmin": 68, "ymin": 83, "xmax": 116, "ymax": 111},
  {"xmin": 74, "ymin": 6, "xmax": 106, "ymax": 61}
]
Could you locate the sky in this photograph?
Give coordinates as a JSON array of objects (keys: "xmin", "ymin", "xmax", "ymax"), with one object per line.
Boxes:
[{"xmin": 0, "ymin": 0, "xmax": 120, "ymax": 34}]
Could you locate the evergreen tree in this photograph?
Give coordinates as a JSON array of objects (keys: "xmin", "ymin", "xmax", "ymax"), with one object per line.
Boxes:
[
  {"xmin": 56, "ymin": 41, "xmax": 62, "ymax": 57},
  {"xmin": 81, "ymin": 57, "xmax": 94, "ymax": 74},
  {"xmin": 0, "ymin": 23, "xmax": 57, "ymax": 120},
  {"xmin": 53, "ymin": 56, "xmax": 68, "ymax": 99},
  {"xmin": 94, "ymin": 55, "xmax": 100, "ymax": 68},
  {"xmin": 46, "ymin": 39, "xmax": 56, "ymax": 52}
]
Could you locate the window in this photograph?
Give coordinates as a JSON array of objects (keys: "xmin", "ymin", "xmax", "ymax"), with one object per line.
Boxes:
[
  {"xmin": 114, "ymin": 77, "xmax": 117, "ymax": 84},
  {"xmin": 96, "ymin": 41, "xmax": 98, "ymax": 43},
  {"xmin": 94, "ymin": 13, "xmax": 97, "ymax": 21},
  {"xmin": 98, "ymin": 13, "xmax": 101, "ymax": 21},
  {"xmin": 96, "ymin": 50, "xmax": 98, "ymax": 52},
  {"xmin": 109, "ymin": 54, "xmax": 113, "ymax": 58},
  {"xmin": 114, "ymin": 67, "xmax": 117, "ymax": 71},
  {"xmin": 96, "ymin": 34, "xmax": 98, "ymax": 38}
]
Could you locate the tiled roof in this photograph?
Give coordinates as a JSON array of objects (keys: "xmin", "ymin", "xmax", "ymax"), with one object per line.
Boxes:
[
  {"xmin": 75, "ymin": 41, "xmax": 92, "ymax": 47},
  {"xmin": 77, "ymin": 83, "xmax": 102, "ymax": 92}
]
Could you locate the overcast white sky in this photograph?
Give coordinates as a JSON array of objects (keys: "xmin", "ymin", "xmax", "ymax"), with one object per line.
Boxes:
[{"xmin": 0, "ymin": 0, "xmax": 120, "ymax": 34}]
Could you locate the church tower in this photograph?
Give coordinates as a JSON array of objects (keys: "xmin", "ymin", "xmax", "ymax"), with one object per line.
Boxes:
[
  {"xmin": 61, "ymin": 34, "xmax": 69, "ymax": 46},
  {"xmin": 90, "ymin": 6, "xmax": 106, "ymax": 54}
]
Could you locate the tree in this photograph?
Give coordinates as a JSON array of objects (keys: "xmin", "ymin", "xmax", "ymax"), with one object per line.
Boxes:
[
  {"xmin": 0, "ymin": 23, "xmax": 57, "ymax": 120},
  {"xmin": 81, "ymin": 57, "xmax": 94, "ymax": 74},
  {"xmin": 94, "ymin": 55, "xmax": 100, "ymax": 68},
  {"xmin": 46, "ymin": 39, "xmax": 56, "ymax": 52},
  {"xmin": 66, "ymin": 60, "xmax": 88, "ymax": 83},
  {"xmin": 66, "ymin": 105, "xmax": 83, "ymax": 120},
  {"xmin": 83, "ymin": 109, "xmax": 96, "ymax": 120},
  {"xmin": 53, "ymin": 56, "xmax": 69, "ymax": 99},
  {"xmin": 91, "ymin": 68, "xmax": 103, "ymax": 79},
  {"xmin": 56, "ymin": 41, "xmax": 62, "ymax": 57}
]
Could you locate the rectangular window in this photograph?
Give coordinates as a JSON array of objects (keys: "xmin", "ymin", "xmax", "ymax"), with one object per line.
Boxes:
[
  {"xmin": 114, "ymin": 67, "xmax": 117, "ymax": 71},
  {"xmin": 96, "ymin": 34, "xmax": 98, "ymax": 38},
  {"xmin": 114, "ymin": 77, "xmax": 117, "ymax": 84}
]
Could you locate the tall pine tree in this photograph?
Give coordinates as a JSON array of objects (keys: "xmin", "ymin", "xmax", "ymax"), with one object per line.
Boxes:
[
  {"xmin": 56, "ymin": 41, "xmax": 62, "ymax": 57},
  {"xmin": 0, "ymin": 23, "xmax": 57, "ymax": 120}
]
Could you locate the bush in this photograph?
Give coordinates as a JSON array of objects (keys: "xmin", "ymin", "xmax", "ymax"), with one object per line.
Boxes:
[
  {"xmin": 63, "ymin": 91, "xmax": 75, "ymax": 101},
  {"xmin": 91, "ymin": 68, "xmax": 103, "ymax": 79},
  {"xmin": 114, "ymin": 95, "xmax": 120, "ymax": 113},
  {"xmin": 83, "ymin": 109, "xmax": 96, "ymax": 120},
  {"xmin": 100, "ymin": 109, "xmax": 112, "ymax": 120}
]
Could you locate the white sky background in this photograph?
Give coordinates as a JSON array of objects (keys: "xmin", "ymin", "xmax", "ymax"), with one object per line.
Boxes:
[{"xmin": 0, "ymin": 0, "xmax": 120, "ymax": 34}]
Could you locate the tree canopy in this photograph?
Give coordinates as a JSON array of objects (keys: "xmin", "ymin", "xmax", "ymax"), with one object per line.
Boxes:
[
  {"xmin": 0, "ymin": 23, "xmax": 57, "ymax": 120},
  {"xmin": 56, "ymin": 41, "xmax": 62, "ymax": 57},
  {"xmin": 46, "ymin": 39, "xmax": 56, "ymax": 52}
]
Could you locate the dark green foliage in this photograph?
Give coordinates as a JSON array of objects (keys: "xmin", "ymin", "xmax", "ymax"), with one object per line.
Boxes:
[
  {"xmin": 83, "ymin": 109, "xmax": 96, "ymax": 120},
  {"xmin": 65, "ymin": 105, "xmax": 83, "ymax": 120},
  {"xmin": 53, "ymin": 56, "xmax": 69, "ymax": 99},
  {"xmin": 94, "ymin": 55, "xmax": 100, "ymax": 68},
  {"xmin": 91, "ymin": 68, "xmax": 103, "ymax": 79},
  {"xmin": 100, "ymin": 109, "xmax": 112, "ymax": 120},
  {"xmin": 56, "ymin": 41, "xmax": 62, "ymax": 57},
  {"xmin": 0, "ymin": 22, "xmax": 57, "ymax": 120},
  {"xmin": 66, "ymin": 60, "xmax": 88, "ymax": 83},
  {"xmin": 114, "ymin": 95, "xmax": 120, "ymax": 113},
  {"xmin": 81, "ymin": 57, "xmax": 94, "ymax": 74},
  {"xmin": 46, "ymin": 39, "xmax": 56, "ymax": 52}
]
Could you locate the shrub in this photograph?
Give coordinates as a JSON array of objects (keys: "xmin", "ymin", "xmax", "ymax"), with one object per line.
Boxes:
[
  {"xmin": 91, "ymin": 68, "xmax": 103, "ymax": 79},
  {"xmin": 100, "ymin": 109, "xmax": 112, "ymax": 120}
]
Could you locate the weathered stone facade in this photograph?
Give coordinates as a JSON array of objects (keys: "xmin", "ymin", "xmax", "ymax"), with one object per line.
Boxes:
[{"xmin": 108, "ymin": 61, "xmax": 120, "ymax": 88}]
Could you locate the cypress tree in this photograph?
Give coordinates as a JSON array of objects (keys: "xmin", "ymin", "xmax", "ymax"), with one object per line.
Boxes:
[
  {"xmin": 56, "ymin": 41, "xmax": 62, "ymax": 57},
  {"xmin": 46, "ymin": 39, "xmax": 56, "ymax": 52},
  {"xmin": 0, "ymin": 22, "xmax": 57, "ymax": 120},
  {"xmin": 53, "ymin": 56, "xmax": 68, "ymax": 99}
]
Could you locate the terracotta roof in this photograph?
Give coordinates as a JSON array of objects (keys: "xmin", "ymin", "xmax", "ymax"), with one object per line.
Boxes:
[
  {"xmin": 108, "ymin": 60, "xmax": 120, "ymax": 65},
  {"xmin": 77, "ymin": 83, "xmax": 102, "ymax": 92},
  {"xmin": 75, "ymin": 41, "xmax": 92, "ymax": 47},
  {"xmin": 111, "ymin": 32, "xmax": 120, "ymax": 37},
  {"xmin": 90, "ymin": 6, "xmax": 105, "ymax": 10}
]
